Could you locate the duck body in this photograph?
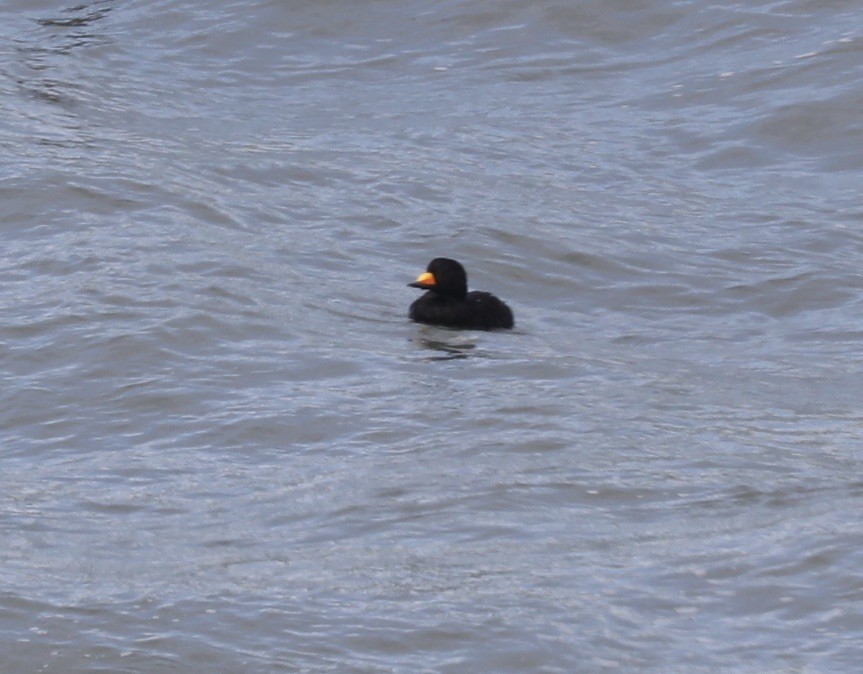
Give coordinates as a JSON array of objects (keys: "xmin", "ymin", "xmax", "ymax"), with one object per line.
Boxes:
[
  {"xmin": 408, "ymin": 258, "xmax": 514, "ymax": 330},
  {"xmin": 410, "ymin": 290, "xmax": 514, "ymax": 330}
]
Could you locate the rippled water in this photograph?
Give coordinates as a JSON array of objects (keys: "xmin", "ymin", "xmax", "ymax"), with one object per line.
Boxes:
[{"xmin": 2, "ymin": 0, "xmax": 863, "ymax": 671}]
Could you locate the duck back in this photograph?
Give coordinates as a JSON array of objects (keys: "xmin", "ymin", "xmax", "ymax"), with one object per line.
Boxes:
[{"xmin": 410, "ymin": 290, "xmax": 513, "ymax": 330}]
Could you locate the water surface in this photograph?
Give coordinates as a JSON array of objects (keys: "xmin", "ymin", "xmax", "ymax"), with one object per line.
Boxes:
[{"xmin": 2, "ymin": 0, "xmax": 863, "ymax": 671}]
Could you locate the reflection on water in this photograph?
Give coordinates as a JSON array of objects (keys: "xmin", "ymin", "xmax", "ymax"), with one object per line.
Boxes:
[
  {"xmin": 35, "ymin": 1, "xmax": 113, "ymax": 29},
  {"xmin": 411, "ymin": 325, "xmax": 478, "ymax": 360},
  {"xmin": 11, "ymin": 1, "xmax": 115, "ymax": 113}
]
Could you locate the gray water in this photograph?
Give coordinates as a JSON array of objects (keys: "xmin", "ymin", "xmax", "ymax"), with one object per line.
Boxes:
[{"xmin": 2, "ymin": 0, "xmax": 863, "ymax": 671}]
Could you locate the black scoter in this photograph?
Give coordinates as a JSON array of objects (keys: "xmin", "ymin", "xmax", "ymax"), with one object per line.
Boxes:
[{"xmin": 408, "ymin": 257, "xmax": 514, "ymax": 330}]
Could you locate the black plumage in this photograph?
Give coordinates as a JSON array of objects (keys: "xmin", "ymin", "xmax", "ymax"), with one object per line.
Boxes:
[{"xmin": 408, "ymin": 258, "xmax": 514, "ymax": 330}]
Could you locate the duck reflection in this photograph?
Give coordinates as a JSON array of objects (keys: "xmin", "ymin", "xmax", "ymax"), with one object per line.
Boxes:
[{"xmin": 411, "ymin": 326, "xmax": 478, "ymax": 361}]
